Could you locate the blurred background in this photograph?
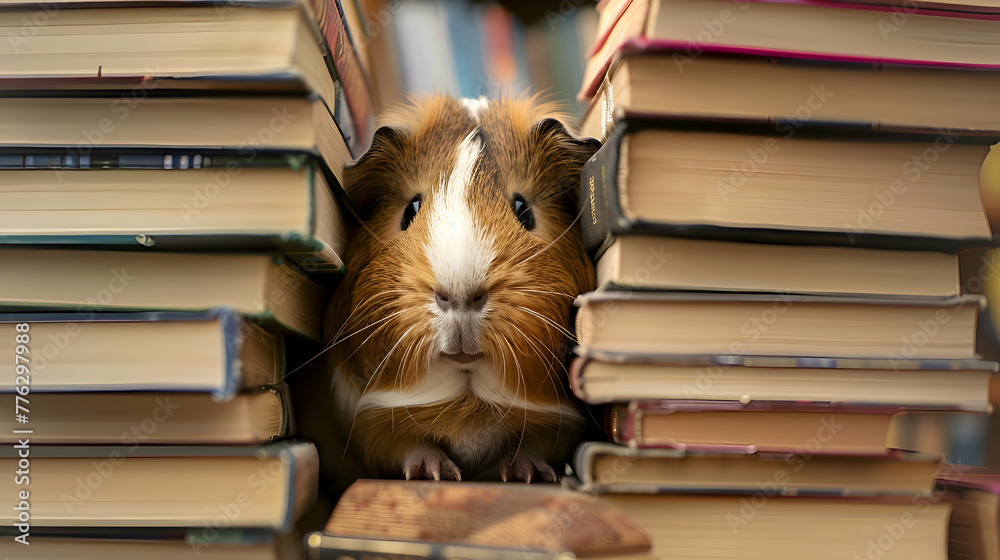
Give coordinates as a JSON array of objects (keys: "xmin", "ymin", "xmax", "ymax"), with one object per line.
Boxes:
[{"xmin": 350, "ymin": 0, "xmax": 598, "ymax": 123}]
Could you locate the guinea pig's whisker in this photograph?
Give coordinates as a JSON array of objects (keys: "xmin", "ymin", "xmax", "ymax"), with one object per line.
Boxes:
[
  {"xmin": 515, "ymin": 306, "xmax": 576, "ymax": 341},
  {"xmin": 516, "ymin": 206, "xmax": 584, "ymax": 267},
  {"xmin": 284, "ymin": 307, "xmax": 403, "ymax": 377},
  {"xmin": 515, "ymin": 288, "xmax": 576, "ymax": 299},
  {"xmin": 345, "ymin": 324, "xmax": 416, "ymax": 453}
]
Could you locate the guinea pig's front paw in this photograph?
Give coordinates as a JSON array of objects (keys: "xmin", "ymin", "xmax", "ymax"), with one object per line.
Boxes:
[
  {"xmin": 500, "ymin": 453, "xmax": 559, "ymax": 484},
  {"xmin": 402, "ymin": 445, "xmax": 462, "ymax": 481}
]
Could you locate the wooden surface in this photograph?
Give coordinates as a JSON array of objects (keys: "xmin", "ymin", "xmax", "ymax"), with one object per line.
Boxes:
[{"xmin": 325, "ymin": 480, "xmax": 651, "ymax": 557}]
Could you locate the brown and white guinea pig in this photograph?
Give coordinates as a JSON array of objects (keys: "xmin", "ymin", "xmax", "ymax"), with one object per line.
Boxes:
[{"xmin": 322, "ymin": 94, "xmax": 600, "ymax": 483}]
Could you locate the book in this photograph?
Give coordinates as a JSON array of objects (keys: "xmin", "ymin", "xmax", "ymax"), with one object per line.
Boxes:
[
  {"xmin": 580, "ymin": 122, "xmax": 993, "ymax": 255},
  {"xmin": 591, "ymin": 492, "xmax": 951, "ymax": 560},
  {"xmin": 595, "ymin": 236, "xmax": 960, "ymax": 296},
  {"xmin": 606, "ymin": 401, "xmax": 898, "ymax": 453},
  {"xmin": 0, "ymin": 309, "xmax": 281, "ymax": 398},
  {"xmin": 20, "ymin": 533, "xmax": 300, "ymax": 560},
  {"xmin": 0, "ymin": 159, "xmax": 347, "ymax": 271},
  {"xmin": 0, "ymin": 441, "xmax": 319, "ymax": 530},
  {"xmin": 321, "ymin": 480, "xmax": 651, "ymax": 557},
  {"xmin": 0, "ymin": 96, "xmax": 352, "ymax": 185},
  {"xmin": 0, "ymin": 0, "xmax": 374, "ymax": 157},
  {"xmin": 575, "ymin": 292, "xmax": 984, "ymax": 359},
  {"xmin": 0, "ymin": 250, "xmax": 329, "ymax": 340},
  {"xmin": 823, "ymin": 0, "xmax": 1000, "ymax": 13},
  {"xmin": 937, "ymin": 470, "xmax": 1000, "ymax": 560},
  {"xmin": 569, "ymin": 354, "xmax": 994, "ymax": 409},
  {"xmin": 580, "ymin": 0, "xmax": 1000, "ymax": 100},
  {"xmin": 580, "ymin": 54, "xmax": 1000, "ymax": 142},
  {"xmin": 570, "ymin": 441, "xmax": 941, "ymax": 495},
  {"xmin": 0, "ymin": 388, "xmax": 290, "ymax": 445}
]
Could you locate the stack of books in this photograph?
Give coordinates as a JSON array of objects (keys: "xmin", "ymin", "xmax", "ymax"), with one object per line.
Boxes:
[
  {"xmin": 0, "ymin": 0, "xmax": 375, "ymax": 556},
  {"xmin": 567, "ymin": 0, "xmax": 1000, "ymax": 557}
]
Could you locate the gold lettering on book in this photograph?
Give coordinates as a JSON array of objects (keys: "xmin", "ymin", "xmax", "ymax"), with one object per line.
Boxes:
[{"xmin": 589, "ymin": 175, "xmax": 598, "ymax": 225}]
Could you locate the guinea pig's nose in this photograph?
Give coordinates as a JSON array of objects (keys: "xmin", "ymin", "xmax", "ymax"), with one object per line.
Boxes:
[
  {"xmin": 470, "ymin": 289, "xmax": 489, "ymax": 312},
  {"xmin": 434, "ymin": 288, "xmax": 489, "ymax": 312},
  {"xmin": 435, "ymin": 290, "xmax": 452, "ymax": 311}
]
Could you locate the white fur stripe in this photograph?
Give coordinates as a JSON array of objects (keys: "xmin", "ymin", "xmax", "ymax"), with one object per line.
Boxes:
[{"xmin": 425, "ymin": 130, "xmax": 493, "ymax": 305}]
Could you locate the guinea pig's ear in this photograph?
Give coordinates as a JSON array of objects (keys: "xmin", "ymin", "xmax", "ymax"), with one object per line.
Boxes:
[
  {"xmin": 344, "ymin": 125, "xmax": 409, "ymax": 219},
  {"xmin": 531, "ymin": 117, "xmax": 602, "ymax": 162}
]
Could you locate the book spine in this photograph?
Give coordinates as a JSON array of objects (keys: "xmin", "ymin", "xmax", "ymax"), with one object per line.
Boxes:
[
  {"xmin": 605, "ymin": 403, "xmax": 629, "ymax": 445},
  {"xmin": 579, "ymin": 123, "xmax": 628, "ymax": 258},
  {"xmin": 310, "ymin": 0, "xmax": 375, "ymax": 157}
]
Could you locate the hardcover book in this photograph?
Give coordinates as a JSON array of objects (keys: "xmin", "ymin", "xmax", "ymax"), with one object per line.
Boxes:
[
  {"xmin": 0, "ymin": 308, "xmax": 281, "ymax": 399},
  {"xmin": 580, "ymin": 121, "xmax": 994, "ymax": 256}
]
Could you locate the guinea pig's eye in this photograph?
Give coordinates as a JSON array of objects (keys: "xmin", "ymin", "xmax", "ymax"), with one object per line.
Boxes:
[
  {"xmin": 511, "ymin": 193, "xmax": 535, "ymax": 231},
  {"xmin": 401, "ymin": 194, "xmax": 421, "ymax": 231}
]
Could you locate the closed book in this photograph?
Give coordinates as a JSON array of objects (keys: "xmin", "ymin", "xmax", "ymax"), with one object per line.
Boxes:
[
  {"xmin": 569, "ymin": 353, "xmax": 994, "ymax": 410},
  {"xmin": 581, "ymin": 54, "xmax": 1000, "ymax": 142},
  {"xmin": 0, "ymin": 0, "xmax": 373, "ymax": 156},
  {"xmin": 18, "ymin": 532, "xmax": 300, "ymax": 560},
  {"xmin": 581, "ymin": 0, "xmax": 1000, "ymax": 100},
  {"xmin": 0, "ymin": 96, "xmax": 351, "ymax": 186},
  {"xmin": 937, "ymin": 468, "xmax": 1000, "ymax": 560},
  {"xmin": 575, "ymin": 292, "xmax": 984, "ymax": 359},
  {"xmin": 0, "ymin": 250, "xmax": 328, "ymax": 340},
  {"xmin": 570, "ymin": 441, "xmax": 941, "ymax": 496},
  {"xmin": 0, "ymin": 388, "xmax": 291, "ymax": 445},
  {"xmin": 580, "ymin": 122, "xmax": 993, "ymax": 256},
  {"xmin": 590, "ymin": 492, "xmax": 951, "ymax": 560},
  {"xmin": 0, "ymin": 309, "xmax": 281, "ymax": 398},
  {"xmin": 0, "ymin": 159, "xmax": 346, "ymax": 271},
  {"xmin": 595, "ymin": 236, "xmax": 960, "ymax": 297},
  {"xmin": 0, "ymin": 441, "xmax": 319, "ymax": 530},
  {"xmin": 606, "ymin": 401, "xmax": 899, "ymax": 454}
]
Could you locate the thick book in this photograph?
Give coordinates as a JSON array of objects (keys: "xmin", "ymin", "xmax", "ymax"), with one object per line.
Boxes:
[
  {"xmin": 607, "ymin": 401, "xmax": 900, "ymax": 454},
  {"xmin": 575, "ymin": 292, "xmax": 984, "ymax": 359},
  {"xmin": 596, "ymin": 236, "xmax": 960, "ymax": 296},
  {"xmin": 569, "ymin": 353, "xmax": 995, "ymax": 409},
  {"xmin": 0, "ymin": 159, "xmax": 346, "ymax": 271},
  {"xmin": 571, "ymin": 441, "xmax": 941, "ymax": 495},
  {"xmin": 0, "ymin": 388, "xmax": 290, "ymax": 444},
  {"xmin": 19, "ymin": 533, "xmax": 299, "ymax": 560},
  {"xmin": 580, "ymin": 122, "xmax": 994, "ymax": 255},
  {"xmin": 0, "ymin": 96, "xmax": 351, "ymax": 186},
  {"xmin": 322, "ymin": 480, "xmax": 651, "ymax": 557},
  {"xmin": 580, "ymin": 0, "xmax": 1000, "ymax": 100},
  {"xmin": 581, "ymin": 54, "xmax": 1000, "ymax": 143},
  {"xmin": 0, "ymin": 441, "xmax": 318, "ymax": 530},
  {"xmin": 0, "ymin": 309, "xmax": 281, "ymax": 399},
  {"xmin": 0, "ymin": 250, "xmax": 328, "ymax": 340},
  {"xmin": 589, "ymin": 492, "xmax": 951, "ymax": 560},
  {"xmin": 0, "ymin": 0, "xmax": 373, "ymax": 157},
  {"xmin": 937, "ymin": 469, "xmax": 1000, "ymax": 560}
]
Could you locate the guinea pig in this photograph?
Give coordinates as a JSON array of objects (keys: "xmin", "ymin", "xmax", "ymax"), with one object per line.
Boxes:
[{"xmin": 322, "ymin": 94, "xmax": 600, "ymax": 482}]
